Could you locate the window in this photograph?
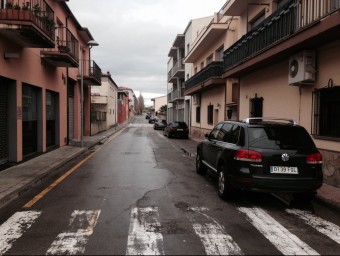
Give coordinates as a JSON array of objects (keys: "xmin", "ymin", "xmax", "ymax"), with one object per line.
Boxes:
[
  {"xmin": 209, "ymin": 123, "xmax": 223, "ymax": 140},
  {"xmin": 216, "ymin": 47, "xmax": 224, "ymax": 61},
  {"xmin": 196, "ymin": 106, "xmax": 201, "ymax": 123},
  {"xmin": 250, "ymin": 10, "xmax": 266, "ymax": 30},
  {"xmin": 250, "ymin": 96, "xmax": 263, "ymax": 117},
  {"xmin": 207, "ymin": 105, "xmax": 214, "ymax": 125},
  {"xmin": 331, "ymin": 0, "xmax": 340, "ymax": 10},
  {"xmin": 312, "ymin": 87, "xmax": 340, "ymax": 139}
]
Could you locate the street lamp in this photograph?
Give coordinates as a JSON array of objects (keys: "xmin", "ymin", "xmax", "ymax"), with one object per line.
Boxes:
[{"xmin": 80, "ymin": 40, "xmax": 99, "ymax": 147}]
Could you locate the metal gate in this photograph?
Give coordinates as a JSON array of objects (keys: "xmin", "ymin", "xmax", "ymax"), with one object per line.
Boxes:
[{"xmin": 0, "ymin": 82, "xmax": 8, "ymax": 164}]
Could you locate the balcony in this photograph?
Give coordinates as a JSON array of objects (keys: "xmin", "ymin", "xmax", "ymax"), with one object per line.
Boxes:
[
  {"xmin": 79, "ymin": 60, "xmax": 102, "ymax": 86},
  {"xmin": 223, "ymin": 0, "xmax": 340, "ymax": 77},
  {"xmin": 91, "ymin": 95, "xmax": 108, "ymax": 104},
  {"xmin": 168, "ymin": 59, "xmax": 185, "ymax": 83},
  {"xmin": 185, "ymin": 61, "xmax": 225, "ymax": 95},
  {"xmin": 41, "ymin": 27, "xmax": 79, "ymax": 67},
  {"xmin": 168, "ymin": 88, "xmax": 185, "ymax": 103},
  {"xmin": 0, "ymin": 0, "xmax": 55, "ymax": 48}
]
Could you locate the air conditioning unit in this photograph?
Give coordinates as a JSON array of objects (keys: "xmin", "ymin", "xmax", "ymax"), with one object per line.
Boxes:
[
  {"xmin": 288, "ymin": 50, "xmax": 316, "ymax": 85},
  {"xmin": 192, "ymin": 94, "xmax": 200, "ymax": 105}
]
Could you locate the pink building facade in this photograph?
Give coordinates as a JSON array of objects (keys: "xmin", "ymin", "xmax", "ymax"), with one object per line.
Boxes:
[{"xmin": 0, "ymin": 0, "xmax": 101, "ymax": 165}]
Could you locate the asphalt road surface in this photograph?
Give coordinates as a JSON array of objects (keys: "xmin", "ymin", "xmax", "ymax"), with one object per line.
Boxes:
[{"xmin": 0, "ymin": 115, "xmax": 340, "ymax": 255}]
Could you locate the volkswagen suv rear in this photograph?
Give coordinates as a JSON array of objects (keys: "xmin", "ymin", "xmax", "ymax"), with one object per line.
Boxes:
[{"xmin": 196, "ymin": 118, "xmax": 323, "ymax": 200}]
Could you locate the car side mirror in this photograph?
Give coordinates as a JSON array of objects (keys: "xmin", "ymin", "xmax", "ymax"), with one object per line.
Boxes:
[{"xmin": 205, "ymin": 133, "xmax": 209, "ymax": 139}]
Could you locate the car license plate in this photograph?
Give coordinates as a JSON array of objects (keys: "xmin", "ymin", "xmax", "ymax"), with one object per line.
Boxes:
[
  {"xmin": 270, "ymin": 166, "xmax": 299, "ymax": 174},
  {"xmin": 177, "ymin": 129, "xmax": 183, "ymax": 131}
]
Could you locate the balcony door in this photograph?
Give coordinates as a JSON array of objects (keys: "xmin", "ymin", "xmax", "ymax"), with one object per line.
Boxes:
[{"xmin": 0, "ymin": 80, "xmax": 8, "ymax": 164}]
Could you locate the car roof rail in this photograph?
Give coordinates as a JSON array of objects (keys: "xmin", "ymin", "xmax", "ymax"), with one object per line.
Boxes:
[{"xmin": 243, "ymin": 117, "xmax": 297, "ymax": 125}]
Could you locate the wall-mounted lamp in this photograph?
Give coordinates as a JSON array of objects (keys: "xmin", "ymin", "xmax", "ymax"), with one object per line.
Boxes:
[{"xmin": 4, "ymin": 52, "xmax": 19, "ymax": 59}]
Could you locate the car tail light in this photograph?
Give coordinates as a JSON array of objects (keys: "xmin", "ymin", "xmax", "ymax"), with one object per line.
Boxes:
[
  {"xmin": 234, "ymin": 150, "xmax": 262, "ymax": 162},
  {"xmin": 306, "ymin": 152, "xmax": 323, "ymax": 164},
  {"xmin": 171, "ymin": 128, "xmax": 177, "ymax": 131}
]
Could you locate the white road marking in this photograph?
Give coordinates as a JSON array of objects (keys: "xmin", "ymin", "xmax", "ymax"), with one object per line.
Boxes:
[
  {"xmin": 0, "ymin": 211, "xmax": 41, "ymax": 254},
  {"xmin": 189, "ymin": 207, "xmax": 243, "ymax": 255},
  {"xmin": 238, "ymin": 207, "xmax": 319, "ymax": 255},
  {"xmin": 46, "ymin": 210, "xmax": 101, "ymax": 255},
  {"xmin": 286, "ymin": 209, "xmax": 340, "ymax": 244},
  {"xmin": 126, "ymin": 207, "xmax": 164, "ymax": 255}
]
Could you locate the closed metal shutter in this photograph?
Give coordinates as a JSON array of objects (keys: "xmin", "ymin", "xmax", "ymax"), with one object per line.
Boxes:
[{"xmin": 68, "ymin": 97, "xmax": 74, "ymax": 140}]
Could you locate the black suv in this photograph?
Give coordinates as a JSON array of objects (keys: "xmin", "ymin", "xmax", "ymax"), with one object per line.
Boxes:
[{"xmin": 196, "ymin": 118, "xmax": 323, "ymax": 200}]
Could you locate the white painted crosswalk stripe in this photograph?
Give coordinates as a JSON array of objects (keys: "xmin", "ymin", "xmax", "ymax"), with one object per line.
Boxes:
[
  {"xmin": 238, "ymin": 207, "xmax": 319, "ymax": 255},
  {"xmin": 46, "ymin": 210, "xmax": 101, "ymax": 255},
  {"xmin": 189, "ymin": 207, "xmax": 243, "ymax": 255},
  {"xmin": 126, "ymin": 207, "xmax": 164, "ymax": 255},
  {"xmin": 0, "ymin": 211, "xmax": 41, "ymax": 255},
  {"xmin": 286, "ymin": 209, "xmax": 340, "ymax": 245}
]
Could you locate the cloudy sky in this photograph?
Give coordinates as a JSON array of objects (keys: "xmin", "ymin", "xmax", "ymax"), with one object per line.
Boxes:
[{"xmin": 67, "ymin": 0, "xmax": 226, "ymax": 105}]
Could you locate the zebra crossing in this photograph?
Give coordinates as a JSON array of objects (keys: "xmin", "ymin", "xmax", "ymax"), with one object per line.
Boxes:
[{"xmin": 0, "ymin": 206, "xmax": 340, "ymax": 255}]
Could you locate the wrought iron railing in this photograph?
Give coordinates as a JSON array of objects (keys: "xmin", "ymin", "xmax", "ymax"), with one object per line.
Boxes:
[
  {"xmin": 48, "ymin": 27, "xmax": 79, "ymax": 60},
  {"xmin": 83, "ymin": 60, "xmax": 101, "ymax": 85},
  {"xmin": 185, "ymin": 61, "xmax": 223, "ymax": 91},
  {"xmin": 0, "ymin": 0, "xmax": 55, "ymax": 39},
  {"xmin": 223, "ymin": 0, "xmax": 340, "ymax": 71}
]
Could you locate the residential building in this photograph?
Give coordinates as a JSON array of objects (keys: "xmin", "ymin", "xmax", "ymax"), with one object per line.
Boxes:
[
  {"xmin": 167, "ymin": 16, "xmax": 213, "ymax": 127},
  {"xmin": 221, "ymin": 0, "xmax": 340, "ymax": 187},
  {"xmin": 90, "ymin": 72, "xmax": 118, "ymax": 135},
  {"xmin": 184, "ymin": 11, "xmax": 238, "ymax": 139},
  {"xmin": 118, "ymin": 87, "xmax": 138, "ymax": 120},
  {"xmin": 117, "ymin": 90, "xmax": 129, "ymax": 124},
  {"xmin": 151, "ymin": 95, "xmax": 167, "ymax": 119},
  {"xmin": 0, "ymin": 0, "xmax": 101, "ymax": 165}
]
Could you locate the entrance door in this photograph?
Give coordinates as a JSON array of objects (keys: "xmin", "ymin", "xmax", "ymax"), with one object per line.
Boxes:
[
  {"xmin": 68, "ymin": 82, "xmax": 74, "ymax": 141},
  {"xmin": 0, "ymin": 81, "xmax": 8, "ymax": 164},
  {"xmin": 22, "ymin": 85, "xmax": 38, "ymax": 156}
]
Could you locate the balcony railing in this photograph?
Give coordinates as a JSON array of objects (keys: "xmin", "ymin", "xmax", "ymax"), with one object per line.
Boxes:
[
  {"xmin": 80, "ymin": 60, "xmax": 102, "ymax": 86},
  {"xmin": 41, "ymin": 27, "xmax": 79, "ymax": 67},
  {"xmin": 168, "ymin": 89, "xmax": 185, "ymax": 102},
  {"xmin": 185, "ymin": 61, "xmax": 224, "ymax": 91},
  {"xmin": 0, "ymin": 0, "xmax": 55, "ymax": 47},
  {"xmin": 223, "ymin": 0, "xmax": 340, "ymax": 71}
]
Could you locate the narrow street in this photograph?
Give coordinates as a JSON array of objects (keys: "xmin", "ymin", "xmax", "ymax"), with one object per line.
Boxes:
[{"xmin": 0, "ymin": 115, "xmax": 340, "ymax": 255}]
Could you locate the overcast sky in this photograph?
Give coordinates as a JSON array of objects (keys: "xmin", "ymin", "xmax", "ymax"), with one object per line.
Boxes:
[{"xmin": 67, "ymin": 0, "xmax": 226, "ymax": 105}]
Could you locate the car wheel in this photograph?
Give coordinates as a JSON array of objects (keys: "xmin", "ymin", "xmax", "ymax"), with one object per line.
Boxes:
[
  {"xmin": 196, "ymin": 152, "xmax": 207, "ymax": 175},
  {"xmin": 218, "ymin": 165, "xmax": 233, "ymax": 200},
  {"xmin": 168, "ymin": 132, "xmax": 172, "ymax": 138}
]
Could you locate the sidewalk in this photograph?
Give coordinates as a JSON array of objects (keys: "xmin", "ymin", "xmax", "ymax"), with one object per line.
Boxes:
[{"xmin": 0, "ymin": 123, "xmax": 339, "ymax": 210}]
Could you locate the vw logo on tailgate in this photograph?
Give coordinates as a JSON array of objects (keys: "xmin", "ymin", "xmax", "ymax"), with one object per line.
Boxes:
[{"xmin": 282, "ymin": 153, "xmax": 290, "ymax": 162}]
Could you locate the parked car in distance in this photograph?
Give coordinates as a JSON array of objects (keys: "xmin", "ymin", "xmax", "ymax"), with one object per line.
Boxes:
[
  {"xmin": 154, "ymin": 119, "xmax": 167, "ymax": 130},
  {"xmin": 196, "ymin": 117, "xmax": 323, "ymax": 201},
  {"xmin": 148, "ymin": 116, "xmax": 157, "ymax": 124},
  {"xmin": 163, "ymin": 121, "xmax": 189, "ymax": 139},
  {"xmin": 145, "ymin": 113, "xmax": 151, "ymax": 119}
]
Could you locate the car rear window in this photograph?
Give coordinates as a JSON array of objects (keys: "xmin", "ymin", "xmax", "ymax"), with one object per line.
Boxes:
[
  {"xmin": 173, "ymin": 122, "xmax": 188, "ymax": 128},
  {"xmin": 248, "ymin": 126, "xmax": 315, "ymax": 150}
]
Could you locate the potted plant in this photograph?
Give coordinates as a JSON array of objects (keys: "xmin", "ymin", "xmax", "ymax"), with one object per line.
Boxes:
[
  {"xmin": 22, "ymin": 2, "xmax": 30, "ymax": 10},
  {"xmin": 5, "ymin": 2, "xmax": 13, "ymax": 9}
]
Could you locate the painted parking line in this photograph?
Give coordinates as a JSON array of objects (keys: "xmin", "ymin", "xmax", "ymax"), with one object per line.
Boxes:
[
  {"xmin": 238, "ymin": 207, "xmax": 319, "ymax": 255},
  {"xmin": 46, "ymin": 210, "xmax": 101, "ymax": 255},
  {"xmin": 0, "ymin": 211, "xmax": 41, "ymax": 254},
  {"xmin": 286, "ymin": 209, "xmax": 340, "ymax": 245},
  {"xmin": 126, "ymin": 207, "xmax": 164, "ymax": 255},
  {"xmin": 189, "ymin": 207, "xmax": 243, "ymax": 255}
]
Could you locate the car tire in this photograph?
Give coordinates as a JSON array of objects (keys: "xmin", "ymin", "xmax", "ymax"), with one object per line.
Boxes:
[
  {"xmin": 168, "ymin": 132, "xmax": 172, "ymax": 138},
  {"xmin": 218, "ymin": 165, "xmax": 233, "ymax": 200},
  {"xmin": 196, "ymin": 152, "xmax": 207, "ymax": 175}
]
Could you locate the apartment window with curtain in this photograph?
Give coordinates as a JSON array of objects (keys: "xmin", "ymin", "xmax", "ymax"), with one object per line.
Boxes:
[
  {"xmin": 207, "ymin": 105, "xmax": 214, "ymax": 124},
  {"xmin": 217, "ymin": 47, "xmax": 224, "ymax": 61},
  {"xmin": 312, "ymin": 86, "xmax": 340, "ymax": 139},
  {"xmin": 206, "ymin": 55, "xmax": 213, "ymax": 65},
  {"xmin": 250, "ymin": 96, "xmax": 263, "ymax": 117}
]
